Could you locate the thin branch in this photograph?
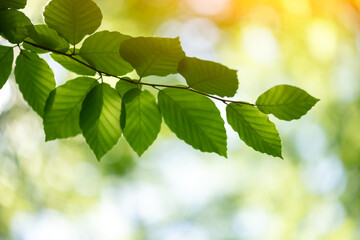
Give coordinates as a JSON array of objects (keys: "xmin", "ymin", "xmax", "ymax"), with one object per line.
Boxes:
[
  {"xmin": 137, "ymin": 76, "xmax": 143, "ymax": 83},
  {"xmin": 22, "ymin": 40, "xmax": 256, "ymax": 107},
  {"xmin": 23, "ymin": 41, "xmax": 99, "ymax": 72},
  {"xmin": 98, "ymin": 73, "xmax": 104, "ymax": 83},
  {"xmin": 17, "ymin": 44, "xmax": 30, "ymax": 59}
]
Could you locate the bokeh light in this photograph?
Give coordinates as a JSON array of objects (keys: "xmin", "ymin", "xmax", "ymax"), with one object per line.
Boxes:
[{"xmin": 1, "ymin": 0, "xmax": 360, "ymax": 239}]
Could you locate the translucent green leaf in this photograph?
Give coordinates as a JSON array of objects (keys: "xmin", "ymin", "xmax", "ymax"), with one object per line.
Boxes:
[
  {"xmin": 122, "ymin": 89, "xmax": 162, "ymax": 156},
  {"xmin": 120, "ymin": 101, "xmax": 126, "ymax": 131},
  {"xmin": 23, "ymin": 40, "xmax": 50, "ymax": 54},
  {"xmin": 158, "ymin": 88, "xmax": 227, "ymax": 157},
  {"xmin": 0, "ymin": 45, "xmax": 13, "ymax": 89},
  {"xmin": 14, "ymin": 52, "xmax": 56, "ymax": 116},
  {"xmin": 0, "ymin": 0, "xmax": 26, "ymax": 10},
  {"xmin": 115, "ymin": 78, "xmax": 138, "ymax": 98},
  {"xmin": 80, "ymin": 83, "xmax": 122, "ymax": 160},
  {"xmin": 256, "ymin": 85, "xmax": 319, "ymax": 121},
  {"xmin": 43, "ymin": 0, "xmax": 102, "ymax": 45},
  {"xmin": 178, "ymin": 57, "xmax": 239, "ymax": 97},
  {"xmin": 43, "ymin": 77, "xmax": 98, "ymax": 141},
  {"xmin": 120, "ymin": 37, "xmax": 185, "ymax": 77},
  {"xmin": 0, "ymin": 9, "xmax": 33, "ymax": 43},
  {"xmin": 51, "ymin": 53, "xmax": 96, "ymax": 76},
  {"xmin": 80, "ymin": 31, "xmax": 133, "ymax": 76},
  {"xmin": 23, "ymin": 24, "xmax": 69, "ymax": 53},
  {"xmin": 226, "ymin": 103, "xmax": 282, "ymax": 158}
]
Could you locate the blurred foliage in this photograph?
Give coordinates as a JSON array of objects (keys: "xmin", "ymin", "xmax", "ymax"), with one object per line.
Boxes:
[{"xmin": 1, "ymin": 0, "xmax": 360, "ymax": 239}]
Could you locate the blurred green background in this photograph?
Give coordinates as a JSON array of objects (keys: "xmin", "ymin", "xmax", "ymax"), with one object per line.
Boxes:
[{"xmin": 1, "ymin": 0, "xmax": 360, "ymax": 239}]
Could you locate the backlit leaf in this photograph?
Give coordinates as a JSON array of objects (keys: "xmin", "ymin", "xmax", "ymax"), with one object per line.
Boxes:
[
  {"xmin": 158, "ymin": 88, "xmax": 227, "ymax": 157},
  {"xmin": 80, "ymin": 83, "xmax": 122, "ymax": 160},
  {"xmin": 23, "ymin": 40, "xmax": 50, "ymax": 54},
  {"xmin": 115, "ymin": 78, "xmax": 138, "ymax": 98},
  {"xmin": 178, "ymin": 57, "xmax": 238, "ymax": 97},
  {"xmin": 80, "ymin": 31, "xmax": 133, "ymax": 76},
  {"xmin": 51, "ymin": 53, "xmax": 96, "ymax": 76},
  {"xmin": 43, "ymin": 77, "xmax": 98, "ymax": 141},
  {"xmin": 23, "ymin": 24, "xmax": 69, "ymax": 53},
  {"xmin": 256, "ymin": 85, "xmax": 319, "ymax": 121},
  {"xmin": 43, "ymin": 0, "xmax": 102, "ymax": 45},
  {"xmin": 15, "ymin": 52, "xmax": 55, "ymax": 116},
  {"xmin": 0, "ymin": 0, "xmax": 26, "ymax": 10},
  {"xmin": 120, "ymin": 37, "xmax": 185, "ymax": 77},
  {"xmin": 0, "ymin": 45, "xmax": 13, "ymax": 89},
  {"xmin": 226, "ymin": 103, "xmax": 282, "ymax": 158},
  {"xmin": 0, "ymin": 9, "xmax": 33, "ymax": 43},
  {"xmin": 123, "ymin": 89, "xmax": 162, "ymax": 156}
]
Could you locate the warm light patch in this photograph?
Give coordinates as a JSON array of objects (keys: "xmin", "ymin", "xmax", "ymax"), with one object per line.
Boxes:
[
  {"xmin": 186, "ymin": 0, "xmax": 231, "ymax": 15},
  {"xmin": 241, "ymin": 25, "xmax": 279, "ymax": 64},
  {"xmin": 283, "ymin": 0, "xmax": 311, "ymax": 16},
  {"xmin": 307, "ymin": 19, "xmax": 338, "ymax": 62}
]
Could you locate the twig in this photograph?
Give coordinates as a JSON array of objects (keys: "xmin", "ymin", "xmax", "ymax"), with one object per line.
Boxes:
[{"xmin": 22, "ymin": 40, "xmax": 256, "ymax": 107}]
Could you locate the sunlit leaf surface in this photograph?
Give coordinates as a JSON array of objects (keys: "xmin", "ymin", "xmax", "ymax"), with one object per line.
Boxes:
[
  {"xmin": 80, "ymin": 31, "xmax": 133, "ymax": 76},
  {"xmin": 80, "ymin": 83, "xmax": 122, "ymax": 160},
  {"xmin": 256, "ymin": 85, "xmax": 319, "ymax": 121},
  {"xmin": 120, "ymin": 37, "xmax": 185, "ymax": 77},
  {"xmin": 44, "ymin": 77, "xmax": 98, "ymax": 141},
  {"xmin": 14, "ymin": 52, "xmax": 55, "ymax": 116},
  {"xmin": 0, "ymin": 46, "xmax": 13, "ymax": 89},
  {"xmin": 43, "ymin": 0, "xmax": 102, "ymax": 44},
  {"xmin": 178, "ymin": 57, "xmax": 239, "ymax": 97},
  {"xmin": 122, "ymin": 89, "xmax": 162, "ymax": 156},
  {"xmin": 0, "ymin": 9, "xmax": 33, "ymax": 43},
  {"xmin": 158, "ymin": 88, "xmax": 227, "ymax": 157},
  {"xmin": 226, "ymin": 103, "xmax": 282, "ymax": 158},
  {"xmin": 0, "ymin": 0, "xmax": 27, "ymax": 9}
]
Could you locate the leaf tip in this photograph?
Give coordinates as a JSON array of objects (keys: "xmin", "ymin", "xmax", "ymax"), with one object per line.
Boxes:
[
  {"xmin": 44, "ymin": 136, "xmax": 53, "ymax": 142},
  {"xmin": 274, "ymin": 147, "xmax": 283, "ymax": 159},
  {"xmin": 218, "ymin": 150, "xmax": 228, "ymax": 158},
  {"xmin": 94, "ymin": 152, "xmax": 104, "ymax": 162},
  {"xmin": 135, "ymin": 150, "xmax": 145, "ymax": 157}
]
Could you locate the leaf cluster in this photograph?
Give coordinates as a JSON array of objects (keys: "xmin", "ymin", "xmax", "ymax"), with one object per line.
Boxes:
[{"xmin": 0, "ymin": 0, "xmax": 319, "ymax": 160}]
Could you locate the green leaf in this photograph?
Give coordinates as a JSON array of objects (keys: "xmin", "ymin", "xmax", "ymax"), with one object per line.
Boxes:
[
  {"xmin": 23, "ymin": 40, "xmax": 50, "ymax": 54},
  {"xmin": 0, "ymin": 9, "xmax": 33, "ymax": 43},
  {"xmin": 23, "ymin": 24, "xmax": 69, "ymax": 53},
  {"xmin": 256, "ymin": 85, "xmax": 319, "ymax": 121},
  {"xmin": 122, "ymin": 89, "xmax": 162, "ymax": 156},
  {"xmin": 158, "ymin": 88, "xmax": 227, "ymax": 157},
  {"xmin": 178, "ymin": 57, "xmax": 239, "ymax": 97},
  {"xmin": 14, "ymin": 52, "xmax": 56, "ymax": 116},
  {"xmin": 80, "ymin": 83, "xmax": 122, "ymax": 160},
  {"xmin": 80, "ymin": 31, "xmax": 133, "ymax": 76},
  {"xmin": 226, "ymin": 103, "xmax": 282, "ymax": 158},
  {"xmin": 51, "ymin": 53, "xmax": 96, "ymax": 76},
  {"xmin": 43, "ymin": 77, "xmax": 98, "ymax": 141},
  {"xmin": 43, "ymin": 0, "xmax": 102, "ymax": 45},
  {"xmin": 0, "ymin": 0, "xmax": 26, "ymax": 10},
  {"xmin": 120, "ymin": 101, "xmax": 126, "ymax": 131},
  {"xmin": 0, "ymin": 45, "xmax": 13, "ymax": 89},
  {"xmin": 120, "ymin": 37, "xmax": 185, "ymax": 77},
  {"xmin": 115, "ymin": 78, "xmax": 138, "ymax": 98}
]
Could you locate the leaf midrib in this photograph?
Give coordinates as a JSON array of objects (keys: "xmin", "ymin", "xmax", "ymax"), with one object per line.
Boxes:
[
  {"xmin": 139, "ymin": 49, "xmax": 164, "ymax": 77},
  {"xmin": 161, "ymin": 90, "xmax": 223, "ymax": 152},
  {"xmin": 228, "ymin": 104, "xmax": 279, "ymax": 148},
  {"xmin": 257, "ymin": 99, "xmax": 313, "ymax": 107}
]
